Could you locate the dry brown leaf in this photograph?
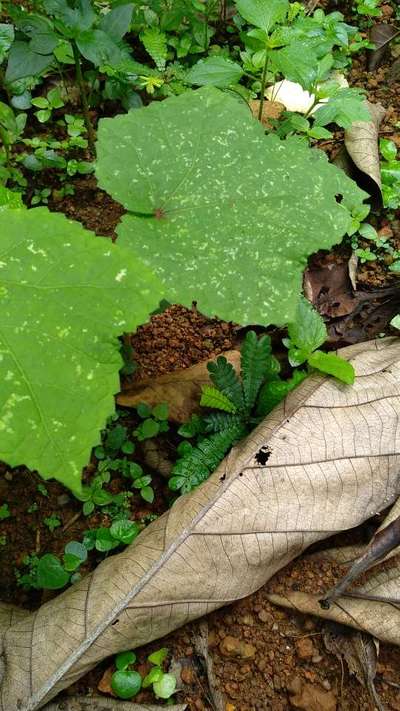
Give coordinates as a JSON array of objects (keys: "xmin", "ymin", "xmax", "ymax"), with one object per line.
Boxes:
[
  {"xmin": 267, "ymin": 555, "xmax": 400, "ymax": 645},
  {"xmin": 303, "ymin": 259, "xmax": 358, "ymax": 318},
  {"xmin": 343, "ymin": 101, "xmax": 386, "ymax": 201},
  {"xmin": 42, "ymin": 699, "xmax": 186, "ymax": 711},
  {"xmin": 368, "ymin": 23, "xmax": 399, "ymax": 71},
  {"xmin": 323, "ymin": 624, "xmax": 384, "ymax": 711},
  {"xmin": 117, "ymin": 351, "xmax": 240, "ymax": 423},
  {"xmin": 388, "ymin": 57, "xmax": 400, "ymax": 84},
  {"xmin": 1, "ymin": 338, "xmax": 400, "ymax": 711}
]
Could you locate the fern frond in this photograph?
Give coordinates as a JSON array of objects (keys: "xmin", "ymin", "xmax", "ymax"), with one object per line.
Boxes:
[
  {"xmin": 207, "ymin": 356, "xmax": 244, "ymax": 410},
  {"xmin": 200, "ymin": 385, "xmax": 237, "ymax": 413},
  {"xmin": 140, "ymin": 28, "xmax": 168, "ymax": 71},
  {"xmin": 203, "ymin": 411, "xmax": 245, "ymax": 433},
  {"xmin": 169, "ymin": 425, "xmax": 245, "ymax": 494},
  {"xmin": 241, "ymin": 330, "xmax": 273, "ymax": 412}
]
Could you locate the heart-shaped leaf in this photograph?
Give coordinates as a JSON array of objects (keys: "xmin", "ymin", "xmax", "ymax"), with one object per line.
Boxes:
[{"xmin": 96, "ymin": 88, "xmax": 367, "ymax": 327}]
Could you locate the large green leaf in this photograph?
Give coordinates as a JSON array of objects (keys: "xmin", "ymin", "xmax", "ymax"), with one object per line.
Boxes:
[
  {"xmin": 187, "ymin": 56, "xmax": 244, "ymax": 88},
  {"xmin": 5, "ymin": 41, "xmax": 54, "ymax": 83},
  {"xmin": 235, "ymin": 0, "xmax": 289, "ymax": 32},
  {"xmin": 0, "ymin": 208, "xmax": 161, "ymax": 492},
  {"xmin": 96, "ymin": 87, "xmax": 367, "ymax": 326}
]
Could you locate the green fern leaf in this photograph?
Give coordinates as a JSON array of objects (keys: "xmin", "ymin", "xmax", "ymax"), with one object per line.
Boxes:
[
  {"xmin": 241, "ymin": 331, "xmax": 272, "ymax": 412},
  {"xmin": 140, "ymin": 27, "xmax": 168, "ymax": 71},
  {"xmin": 200, "ymin": 385, "xmax": 237, "ymax": 413},
  {"xmin": 169, "ymin": 425, "xmax": 245, "ymax": 493},
  {"xmin": 204, "ymin": 412, "xmax": 245, "ymax": 433},
  {"xmin": 207, "ymin": 356, "xmax": 244, "ymax": 410}
]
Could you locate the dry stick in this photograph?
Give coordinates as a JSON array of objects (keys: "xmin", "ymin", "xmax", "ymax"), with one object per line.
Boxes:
[
  {"xmin": 62, "ymin": 511, "xmax": 82, "ymax": 533},
  {"xmin": 71, "ymin": 42, "xmax": 96, "ymax": 154},
  {"xmin": 320, "ymin": 514, "xmax": 400, "ymax": 609}
]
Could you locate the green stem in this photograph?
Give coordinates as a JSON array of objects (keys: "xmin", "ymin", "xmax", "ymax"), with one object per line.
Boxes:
[
  {"xmin": 204, "ymin": 1, "xmax": 209, "ymax": 51},
  {"xmin": 258, "ymin": 51, "xmax": 269, "ymax": 122},
  {"xmin": 303, "ymin": 95, "xmax": 320, "ymax": 120},
  {"xmin": 72, "ymin": 41, "xmax": 95, "ymax": 155}
]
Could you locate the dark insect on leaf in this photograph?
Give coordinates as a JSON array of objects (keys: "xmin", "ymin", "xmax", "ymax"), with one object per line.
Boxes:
[{"xmin": 255, "ymin": 446, "xmax": 271, "ymax": 466}]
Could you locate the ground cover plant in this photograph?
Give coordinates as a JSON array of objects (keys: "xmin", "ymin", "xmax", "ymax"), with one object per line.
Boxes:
[{"xmin": 0, "ymin": 0, "xmax": 400, "ymax": 709}]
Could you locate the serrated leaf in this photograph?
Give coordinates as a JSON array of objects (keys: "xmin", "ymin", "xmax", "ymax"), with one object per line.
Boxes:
[
  {"xmin": 200, "ymin": 385, "xmax": 237, "ymax": 413},
  {"xmin": 0, "ymin": 207, "xmax": 161, "ymax": 492},
  {"xmin": 271, "ymin": 41, "xmax": 319, "ymax": 91},
  {"xmin": 140, "ymin": 27, "xmax": 168, "ymax": 71},
  {"xmin": 308, "ymin": 350, "xmax": 355, "ymax": 384},
  {"xmin": 235, "ymin": 0, "xmax": 289, "ymax": 32},
  {"xmin": 313, "ymin": 88, "xmax": 370, "ymax": 130},
  {"xmin": 287, "ymin": 296, "xmax": 327, "ymax": 363},
  {"xmin": 187, "ymin": 56, "xmax": 244, "ymax": 88},
  {"xmin": 96, "ymin": 88, "xmax": 367, "ymax": 327}
]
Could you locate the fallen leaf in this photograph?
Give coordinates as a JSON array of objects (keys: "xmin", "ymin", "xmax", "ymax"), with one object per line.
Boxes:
[
  {"xmin": 368, "ymin": 23, "xmax": 399, "ymax": 72},
  {"xmin": 323, "ymin": 623, "xmax": 384, "ymax": 711},
  {"xmin": 43, "ymin": 699, "xmax": 186, "ymax": 711},
  {"xmin": 388, "ymin": 57, "xmax": 400, "ymax": 84},
  {"xmin": 320, "ymin": 512, "xmax": 400, "ymax": 608},
  {"xmin": 117, "ymin": 351, "xmax": 240, "ymax": 423},
  {"xmin": 1, "ymin": 338, "xmax": 400, "ymax": 711},
  {"xmin": 303, "ymin": 258, "xmax": 358, "ymax": 318},
  {"xmin": 97, "ymin": 666, "xmax": 115, "ymax": 695},
  {"xmin": 192, "ymin": 621, "xmax": 225, "ymax": 711},
  {"xmin": 334, "ymin": 101, "xmax": 386, "ymax": 205}
]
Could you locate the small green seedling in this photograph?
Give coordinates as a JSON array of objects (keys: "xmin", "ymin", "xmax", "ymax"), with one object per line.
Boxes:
[
  {"xmin": 283, "ymin": 296, "xmax": 355, "ymax": 384},
  {"xmin": 0, "ymin": 503, "xmax": 11, "ymax": 520},
  {"xmin": 43, "ymin": 514, "xmax": 62, "ymax": 532},
  {"xmin": 111, "ymin": 647, "xmax": 176, "ymax": 701},
  {"xmin": 31, "ymin": 187, "xmax": 52, "ymax": 206},
  {"xmin": 75, "ymin": 467, "xmax": 115, "ymax": 516},
  {"xmin": 16, "ymin": 541, "xmax": 87, "ymax": 590},
  {"xmin": 37, "ymin": 483, "xmax": 49, "ymax": 497},
  {"xmin": 352, "ymin": 221, "xmax": 400, "ymax": 272},
  {"xmin": 82, "ymin": 519, "xmax": 141, "ymax": 553},
  {"xmin": 31, "ymin": 87, "xmax": 64, "ymax": 123},
  {"xmin": 134, "ymin": 402, "xmax": 169, "ymax": 441},
  {"xmin": 95, "ymin": 423, "xmax": 134, "ymax": 460}
]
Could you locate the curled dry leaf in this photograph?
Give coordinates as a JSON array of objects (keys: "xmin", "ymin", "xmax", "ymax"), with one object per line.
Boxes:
[
  {"xmin": 1, "ymin": 338, "xmax": 400, "ymax": 711},
  {"xmin": 368, "ymin": 23, "xmax": 399, "ymax": 72},
  {"xmin": 323, "ymin": 623, "xmax": 383, "ymax": 711},
  {"xmin": 334, "ymin": 101, "xmax": 385, "ymax": 205},
  {"xmin": 320, "ymin": 512, "xmax": 400, "ymax": 607},
  {"xmin": 117, "ymin": 351, "xmax": 240, "ymax": 423}
]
